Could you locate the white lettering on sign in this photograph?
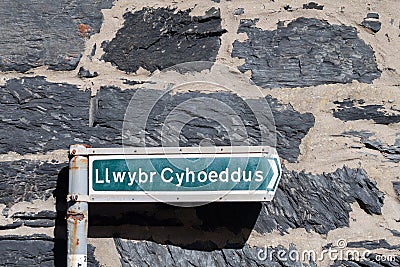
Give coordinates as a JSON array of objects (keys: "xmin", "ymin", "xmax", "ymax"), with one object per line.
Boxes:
[{"xmin": 94, "ymin": 167, "xmax": 268, "ymax": 187}]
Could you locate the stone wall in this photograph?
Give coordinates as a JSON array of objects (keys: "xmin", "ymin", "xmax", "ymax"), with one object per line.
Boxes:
[{"xmin": 0, "ymin": 0, "xmax": 399, "ymax": 266}]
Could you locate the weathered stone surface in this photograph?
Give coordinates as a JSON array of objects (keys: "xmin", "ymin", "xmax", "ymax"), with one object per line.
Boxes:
[
  {"xmin": 303, "ymin": 2, "xmax": 324, "ymax": 10},
  {"xmin": 361, "ymin": 18, "xmax": 382, "ymax": 33},
  {"xmin": 114, "ymin": 239, "xmax": 316, "ymax": 267},
  {"xmin": 232, "ymin": 18, "xmax": 380, "ymax": 88},
  {"xmin": 0, "ymin": 160, "xmax": 65, "ymax": 206},
  {"xmin": 102, "ymin": 7, "xmax": 226, "ymax": 73},
  {"xmin": 255, "ymin": 166, "xmax": 384, "ymax": 234},
  {"xmin": 346, "ymin": 239, "xmax": 400, "ymax": 250},
  {"xmin": 0, "ymin": 77, "xmax": 90, "ymax": 154},
  {"xmin": 94, "ymin": 87, "xmax": 314, "ymax": 162},
  {"xmin": 0, "ymin": 77, "xmax": 314, "ymax": 160},
  {"xmin": 78, "ymin": 67, "xmax": 99, "ymax": 78},
  {"xmin": 333, "ymin": 99, "xmax": 400, "ymax": 125},
  {"xmin": 342, "ymin": 131, "xmax": 400, "ymax": 163},
  {"xmin": 0, "ymin": 234, "xmax": 99, "ymax": 267},
  {"xmin": 0, "ymin": 0, "xmax": 113, "ymax": 72}
]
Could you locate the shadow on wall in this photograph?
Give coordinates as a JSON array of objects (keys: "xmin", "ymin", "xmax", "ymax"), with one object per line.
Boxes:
[{"xmin": 53, "ymin": 166, "xmax": 262, "ymax": 265}]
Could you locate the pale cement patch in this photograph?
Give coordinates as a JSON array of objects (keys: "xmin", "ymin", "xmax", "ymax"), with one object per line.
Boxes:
[
  {"xmin": 0, "ymin": 149, "xmax": 68, "ymax": 163},
  {"xmin": 0, "ymin": 225, "xmax": 54, "ymax": 237},
  {"xmin": 6, "ymin": 198, "xmax": 56, "ymax": 216},
  {"xmin": 89, "ymin": 237, "xmax": 122, "ymax": 267}
]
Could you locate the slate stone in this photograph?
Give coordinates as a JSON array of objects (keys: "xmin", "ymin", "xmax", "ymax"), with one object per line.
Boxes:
[
  {"xmin": 0, "ymin": 0, "xmax": 113, "ymax": 72},
  {"xmin": 94, "ymin": 87, "xmax": 314, "ymax": 162},
  {"xmin": 255, "ymin": 166, "xmax": 384, "ymax": 234},
  {"xmin": 0, "ymin": 234, "xmax": 99, "ymax": 267},
  {"xmin": 333, "ymin": 99, "xmax": 400, "ymax": 125},
  {"xmin": 346, "ymin": 239, "xmax": 400, "ymax": 250},
  {"xmin": 232, "ymin": 17, "xmax": 381, "ymax": 88},
  {"xmin": 234, "ymin": 8, "xmax": 245, "ymax": 15},
  {"xmin": 0, "ymin": 77, "xmax": 314, "ymax": 160},
  {"xmin": 102, "ymin": 7, "xmax": 226, "ymax": 73},
  {"xmin": 303, "ymin": 2, "xmax": 324, "ymax": 10},
  {"xmin": 114, "ymin": 239, "xmax": 316, "ymax": 267},
  {"xmin": 78, "ymin": 67, "xmax": 99, "ymax": 78},
  {"xmin": 0, "ymin": 160, "xmax": 65, "ymax": 207},
  {"xmin": 362, "ymin": 20, "xmax": 382, "ymax": 33},
  {"xmin": 367, "ymin": 13, "xmax": 380, "ymax": 19},
  {"xmin": 0, "ymin": 76, "xmax": 90, "ymax": 154}
]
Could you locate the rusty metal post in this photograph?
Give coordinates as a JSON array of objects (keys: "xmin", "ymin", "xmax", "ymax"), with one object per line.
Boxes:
[{"xmin": 67, "ymin": 145, "xmax": 89, "ymax": 267}]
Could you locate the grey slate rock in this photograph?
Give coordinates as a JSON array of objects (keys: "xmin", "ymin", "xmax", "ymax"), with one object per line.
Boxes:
[
  {"xmin": 0, "ymin": 0, "xmax": 113, "ymax": 72},
  {"xmin": 361, "ymin": 13, "xmax": 382, "ymax": 33},
  {"xmin": 78, "ymin": 66, "xmax": 99, "ymax": 78},
  {"xmin": 94, "ymin": 87, "xmax": 314, "ymax": 162},
  {"xmin": 303, "ymin": 2, "xmax": 324, "ymax": 10},
  {"xmin": 361, "ymin": 20, "xmax": 382, "ymax": 33},
  {"xmin": 114, "ymin": 239, "xmax": 315, "ymax": 267},
  {"xmin": 102, "ymin": 7, "xmax": 226, "ymax": 73},
  {"xmin": 346, "ymin": 239, "xmax": 400, "ymax": 250},
  {"xmin": 0, "ymin": 234, "xmax": 100, "ymax": 267},
  {"xmin": 333, "ymin": 99, "xmax": 400, "ymax": 125},
  {"xmin": 232, "ymin": 17, "xmax": 381, "ymax": 88},
  {"xmin": 234, "ymin": 8, "xmax": 245, "ymax": 15},
  {"xmin": 367, "ymin": 13, "xmax": 380, "ymax": 19},
  {"xmin": 255, "ymin": 166, "xmax": 384, "ymax": 234},
  {"xmin": 0, "ymin": 160, "xmax": 65, "ymax": 206},
  {"xmin": 0, "ymin": 77, "xmax": 313, "ymax": 160},
  {"xmin": 0, "ymin": 76, "xmax": 91, "ymax": 154}
]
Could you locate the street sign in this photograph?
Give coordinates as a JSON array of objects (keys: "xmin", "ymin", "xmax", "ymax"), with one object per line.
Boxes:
[
  {"xmin": 84, "ymin": 146, "xmax": 281, "ymax": 202},
  {"xmin": 67, "ymin": 145, "xmax": 282, "ymax": 267}
]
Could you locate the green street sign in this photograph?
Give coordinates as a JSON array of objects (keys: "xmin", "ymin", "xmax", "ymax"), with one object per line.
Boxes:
[{"xmin": 85, "ymin": 147, "xmax": 281, "ymax": 203}]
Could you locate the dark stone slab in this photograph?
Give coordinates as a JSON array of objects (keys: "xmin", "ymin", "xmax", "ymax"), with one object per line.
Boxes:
[
  {"xmin": 234, "ymin": 8, "xmax": 245, "ymax": 15},
  {"xmin": 0, "ymin": 76, "xmax": 90, "ymax": 154},
  {"xmin": 114, "ymin": 239, "xmax": 316, "ymax": 267},
  {"xmin": 367, "ymin": 13, "xmax": 380, "ymax": 19},
  {"xmin": 362, "ymin": 20, "xmax": 382, "ymax": 33},
  {"xmin": 0, "ymin": 77, "xmax": 314, "ymax": 161},
  {"xmin": 78, "ymin": 67, "xmax": 99, "ymax": 78},
  {"xmin": 94, "ymin": 87, "xmax": 314, "ymax": 162},
  {"xmin": 333, "ymin": 99, "xmax": 400, "ymax": 125},
  {"xmin": 232, "ymin": 17, "xmax": 380, "ymax": 88},
  {"xmin": 0, "ymin": 234, "xmax": 99, "ymax": 267},
  {"xmin": 102, "ymin": 7, "xmax": 226, "ymax": 73},
  {"xmin": 0, "ymin": 0, "xmax": 113, "ymax": 72},
  {"xmin": 303, "ymin": 2, "xmax": 324, "ymax": 10},
  {"xmin": 0, "ymin": 160, "xmax": 65, "ymax": 207},
  {"xmin": 346, "ymin": 239, "xmax": 400, "ymax": 250},
  {"xmin": 255, "ymin": 166, "xmax": 384, "ymax": 234}
]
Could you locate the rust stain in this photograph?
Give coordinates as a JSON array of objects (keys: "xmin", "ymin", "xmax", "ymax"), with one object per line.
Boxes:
[{"xmin": 78, "ymin": 23, "xmax": 92, "ymax": 37}]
